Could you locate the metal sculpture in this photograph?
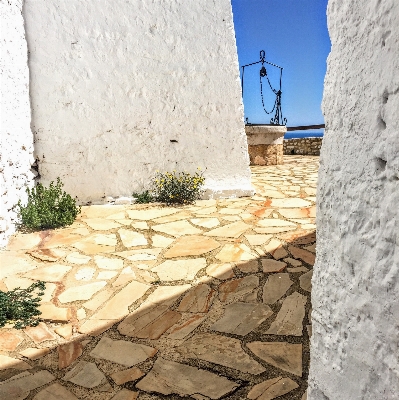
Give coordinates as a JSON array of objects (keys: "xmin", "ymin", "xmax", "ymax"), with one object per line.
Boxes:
[{"xmin": 241, "ymin": 50, "xmax": 287, "ymax": 126}]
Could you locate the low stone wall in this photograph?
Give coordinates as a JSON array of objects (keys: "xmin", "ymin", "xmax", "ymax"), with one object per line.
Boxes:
[
  {"xmin": 283, "ymin": 137, "xmax": 323, "ymax": 156},
  {"xmin": 245, "ymin": 125, "xmax": 286, "ymax": 165}
]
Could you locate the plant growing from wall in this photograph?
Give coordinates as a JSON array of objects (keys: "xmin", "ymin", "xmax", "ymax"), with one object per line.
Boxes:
[
  {"xmin": 151, "ymin": 168, "xmax": 205, "ymax": 205},
  {"xmin": 132, "ymin": 190, "xmax": 154, "ymax": 204},
  {"xmin": 16, "ymin": 177, "xmax": 81, "ymax": 231},
  {"xmin": 0, "ymin": 281, "xmax": 46, "ymax": 329}
]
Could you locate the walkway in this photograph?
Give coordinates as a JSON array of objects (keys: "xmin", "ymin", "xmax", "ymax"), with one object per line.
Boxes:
[{"xmin": 0, "ymin": 156, "xmax": 318, "ymax": 400}]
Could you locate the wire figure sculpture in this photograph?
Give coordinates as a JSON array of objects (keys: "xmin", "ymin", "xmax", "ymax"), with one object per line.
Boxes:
[{"xmin": 241, "ymin": 50, "xmax": 287, "ymax": 126}]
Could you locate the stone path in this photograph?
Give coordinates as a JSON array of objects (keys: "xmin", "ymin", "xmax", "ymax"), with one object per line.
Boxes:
[{"xmin": 0, "ymin": 156, "xmax": 318, "ymax": 400}]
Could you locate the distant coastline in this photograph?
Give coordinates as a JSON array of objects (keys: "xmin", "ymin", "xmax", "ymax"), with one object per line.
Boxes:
[{"xmin": 284, "ymin": 130, "xmax": 324, "ymax": 139}]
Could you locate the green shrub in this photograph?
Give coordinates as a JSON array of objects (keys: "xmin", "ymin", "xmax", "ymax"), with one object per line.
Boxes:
[
  {"xmin": 16, "ymin": 177, "xmax": 81, "ymax": 231},
  {"xmin": 0, "ymin": 281, "xmax": 46, "ymax": 329},
  {"xmin": 152, "ymin": 169, "xmax": 205, "ymax": 205},
  {"xmin": 132, "ymin": 190, "xmax": 154, "ymax": 204}
]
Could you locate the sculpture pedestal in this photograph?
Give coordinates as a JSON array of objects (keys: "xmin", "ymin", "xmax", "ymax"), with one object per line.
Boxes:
[{"xmin": 245, "ymin": 125, "xmax": 287, "ymax": 165}]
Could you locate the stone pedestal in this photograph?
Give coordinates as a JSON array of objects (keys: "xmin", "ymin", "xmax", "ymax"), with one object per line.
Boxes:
[{"xmin": 245, "ymin": 125, "xmax": 287, "ymax": 165}]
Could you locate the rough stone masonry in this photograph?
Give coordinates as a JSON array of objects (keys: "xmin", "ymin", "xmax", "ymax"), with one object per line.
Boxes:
[{"xmin": 309, "ymin": 0, "xmax": 399, "ymax": 398}]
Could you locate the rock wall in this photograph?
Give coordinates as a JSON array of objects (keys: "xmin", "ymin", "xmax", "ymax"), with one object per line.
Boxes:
[
  {"xmin": 283, "ymin": 138, "xmax": 322, "ymax": 156},
  {"xmin": 309, "ymin": 0, "xmax": 399, "ymax": 398},
  {"xmin": 23, "ymin": 0, "xmax": 253, "ymax": 203},
  {"xmin": 0, "ymin": 0, "xmax": 35, "ymax": 247}
]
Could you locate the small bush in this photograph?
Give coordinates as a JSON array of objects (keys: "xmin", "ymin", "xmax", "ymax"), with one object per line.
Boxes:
[
  {"xmin": 152, "ymin": 169, "xmax": 205, "ymax": 205},
  {"xmin": 16, "ymin": 177, "xmax": 81, "ymax": 231},
  {"xmin": 0, "ymin": 281, "xmax": 46, "ymax": 329},
  {"xmin": 132, "ymin": 190, "xmax": 154, "ymax": 204}
]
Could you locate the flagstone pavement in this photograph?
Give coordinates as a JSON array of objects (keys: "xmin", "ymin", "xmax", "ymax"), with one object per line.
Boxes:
[{"xmin": 0, "ymin": 156, "xmax": 318, "ymax": 400}]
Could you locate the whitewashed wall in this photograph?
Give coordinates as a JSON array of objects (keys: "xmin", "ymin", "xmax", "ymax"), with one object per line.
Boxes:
[
  {"xmin": 309, "ymin": 0, "xmax": 399, "ymax": 398},
  {"xmin": 23, "ymin": 0, "xmax": 253, "ymax": 203},
  {"xmin": 0, "ymin": 0, "xmax": 35, "ymax": 247}
]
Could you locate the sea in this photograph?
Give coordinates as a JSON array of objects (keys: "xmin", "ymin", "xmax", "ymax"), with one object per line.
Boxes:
[{"xmin": 284, "ymin": 131, "xmax": 324, "ymax": 139}]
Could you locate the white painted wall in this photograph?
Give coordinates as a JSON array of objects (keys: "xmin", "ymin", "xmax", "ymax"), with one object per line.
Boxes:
[
  {"xmin": 23, "ymin": 0, "xmax": 253, "ymax": 203},
  {"xmin": 0, "ymin": 0, "xmax": 35, "ymax": 247},
  {"xmin": 309, "ymin": 0, "xmax": 399, "ymax": 398}
]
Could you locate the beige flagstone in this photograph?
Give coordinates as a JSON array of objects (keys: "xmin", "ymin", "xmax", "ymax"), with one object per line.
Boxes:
[
  {"xmin": 113, "ymin": 248, "xmax": 162, "ymax": 261},
  {"xmin": 266, "ymin": 292, "xmax": 307, "ymax": 336},
  {"xmin": 206, "ymin": 263, "xmax": 235, "ymax": 280},
  {"xmin": 131, "ymin": 221, "xmax": 148, "ymax": 229},
  {"xmin": 257, "ymin": 219, "xmax": 296, "ymax": 228},
  {"xmin": 27, "ymin": 248, "xmax": 66, "ymax": 262},
  {"xmin": 262, "ymin": 274, "xmax": 293, "ymax": 304},
  {"xmin": 178, "ymin": 284, "xmax": 215, "ymax": 313},
  {"xmin": 58, "ymin": 341, "xmax": 83, "ymax": 369},
  {"xmin": 136, "ymin": 358, "xmax": 238, "ymax": 398},
  {"xmin": 247, "ymin": 342, "xmax": 302, "ymax": 376},
  {"xmin": 94, "ymin": 255, "xmax": 124, "ymax": 269},
  {"xmin": 151, "ymin": 234, "xmax": 174, "ymax": 248},
  {"xmin": 0, "ymin": 371, "xmax": 55, "ymax": 398},
  {"xmin": 19, "ymin": 348, "xmax": 50, "ymax": 360},
  {"xmin": 215, "ymin": 243, "xmax": 257, "ymax": 262},
  {"xmin": 204, "ymin": 221, "xmax": 250, "ymax": 238},
  {"xmin": 110, "ymin": 367, "xmax": 144, "ymax": 385},
  {"xmin": 254, "ymin": 227, "xmax": 296, "ymax": 234},
  {"xmin": 278, "ymin": 207, "xmax": 316, "ymax": 219},
  {"xmin": 152, "ymin": 258, "xmax": 206, "ymax": 281},
  {"xmin": 270, "ymin": 198, "xmax": 312, "ymax": 208},
  {"xmin": 74, "ymin": 267, "xmax": 95, "ymax": 281},
  {"xmin": 83, "ymin": 288, "xmax": 114, "ymax": 311},
  {"xmin": 62, "ymin": 361, "xmax": 108, "ymax": 389},
  {"xmin": 177, "ymin": 333, "xmax": 266, "ymax": 374},
  {"xmin": 127, "ymin": 208, "xmax": 179, "ymax": 220},
  {"xmin": 167, "ymin": 313, "xmax": 207, "ymax": 339},
  {"xmin": 82, "ymin": 218, "xmax": 122, "ymax": 230},
  {"xmin": 0, "ymin": 354, "xmax": 32, "ymax": 371},
  {"xmin": 284, "ymin": 257, "xmax": 302, "ymax": 267},
  {"xmin": 38, "ymin": 304, "xmax": 72, "ymax": 322},
  {"xmin": 97, "ymin": 270, "xmax": 118, "ymax": 280},
  {"xmin": 79, "ymin": 281, "xmax": 151, "ymax": 330},
  {"xmin": 54, "ymin": 324, "xmax": 73, "ymax": 339},
  {"xmin": 90, "ymin": 337, "xmax": 157, "ymax": 366},
  {"xmin": 262, "ymin": 259, "xmax": 287, "ymax": 273},
  {"xmin": 73, "ymin": 233, "xmax": 117, "ymax": 254},
  {"xmin": 58, "ymin": 281, "xmax": 107, "ymax": 303},
  {"xmin": 164, "ymin": 235, "xmax": 220, "ymax": 258},
  {"xmin": 118, "ymin": 229, "xmax": 148, "ymax": 247},
  {"xmin": 112, "ymin": 267, "xmax": 137, "ymax": 287},
  {"xmin": 25, "ymin": 322, "xmax": 57, "ymax": 343},
  {"xmin": 6, "ymin": 232, "xmax": 42, "ymax": 251},
  {"xmin": 152, "ymin": 211, "xmax": 192, "ymax": 224},
  {"xmin": 80, "ymin": 205, "xmax": 126, "ymax": 219},
  {"xmin": 66, "ymin": 252, "xmax": 91, "ymax": 264},
  {"xmin": 211, "ymin": 302, "xmax": 273, "ymax": 336},
  {"xmin": 0, "ymin": 331, "xmax": 24, "ymax": 352},
  {"xmin": 300, "ymin": 270, "xmax": 313, "ymax": 292},
  {"xmin": 218, "ymin": 275, "xmax": 259, "ymax": 303},
  {"xmin": 264, "ymin": 238, "xmax": 289, "ymax": 260},
  {"xmin": 247, "ymin": 376, "xmax": 299, "ymax": 400},
  {"xmin": 0, "ymin": 251, "xmax": 38, "ymax": 279},
  {"xmin": 33, "ymin": 383, "xmax": 79, "ymax": 400},
  {"xmin": 190, "ymin": 217, "xmax": 220, "ymax": 228},
  {"xmin": 193, "ymin": 206, "xmax": 218, "ymax": 215},
  {"xmin": 152, "ymin": 220, "xmax": 203, "ymax": 237},
  {"xmin": 245, "ymin": 234, "xmax": 273, "ymax": 246},
  {"xmin": 288, "ymin": 245, "xmax": 316, "ymax": 265}
]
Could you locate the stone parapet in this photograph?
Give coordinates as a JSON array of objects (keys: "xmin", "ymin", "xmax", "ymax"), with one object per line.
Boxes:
[
  {"xmin": 283, "ymin": 137, "xmax": 322, "ymax": 156},
  {"xmin": 245, "ymin": 125, "xmax": 286, "ymax": 165}
]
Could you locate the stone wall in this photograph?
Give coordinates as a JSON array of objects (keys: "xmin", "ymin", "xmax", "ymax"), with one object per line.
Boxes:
[
  {"xmin": 283, "ymin": 138, "xmax": 322, "ymax": 156},
  {"xmin": 245, "ymin": 125, "xmax": 286, "ymax": 165},
  {"xmin": 0, "ymin": 0, "xmax": 35, "ymax": 247},
  {"xmin": 309, "ymin": 0, "xmax": 399, "ymax": 398},
  {"xmin": 23, "ymin": 0, "xmax": 253, "ymax": 203}
]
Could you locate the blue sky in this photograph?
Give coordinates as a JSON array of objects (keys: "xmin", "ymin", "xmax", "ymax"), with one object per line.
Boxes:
[{"xmin": 231, "ymin": 0, "xmax": 331, "ymax": 127}]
